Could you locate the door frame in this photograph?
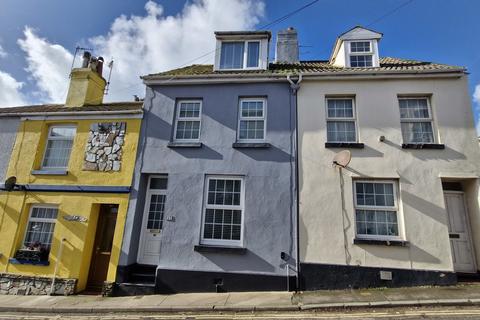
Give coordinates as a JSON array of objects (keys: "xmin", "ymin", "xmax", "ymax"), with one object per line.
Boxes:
[
  {"xmin": 444, "ymin": 190, "xmax": 478, "ymax": 273},
  {"xmin": 137, "ymin": 175, "xmax": 167, "ymax": 265}
]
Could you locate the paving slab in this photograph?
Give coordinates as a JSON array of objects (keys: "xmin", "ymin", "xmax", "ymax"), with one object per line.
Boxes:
[
  {"xmin": 223, "ymin": 291, "xmax": 293, "ymax": 307},
  {"xmin": 159, "ymin": 292, "xmax": 229, "ymax": 307}
]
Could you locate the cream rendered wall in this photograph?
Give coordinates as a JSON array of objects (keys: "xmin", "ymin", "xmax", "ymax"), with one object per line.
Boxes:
[{"xmin": 298, "ymin": 75, "xmax": 480, "ymax": 272}]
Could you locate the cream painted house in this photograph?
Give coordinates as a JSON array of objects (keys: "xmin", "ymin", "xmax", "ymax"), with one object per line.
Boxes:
[{"xmin": 296, "ymin": 26, "xmax": 480, "ymax": 289}]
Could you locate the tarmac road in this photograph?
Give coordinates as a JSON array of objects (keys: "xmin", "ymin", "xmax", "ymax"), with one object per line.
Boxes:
[{"xmin": 3, "ymin": 306, "xmax": 480, "ymax": 320}]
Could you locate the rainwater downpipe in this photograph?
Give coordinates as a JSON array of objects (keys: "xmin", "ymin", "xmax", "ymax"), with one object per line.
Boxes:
[{"xmin": 287, "ymin": 73, "xmax": 302, "ymax": 291}]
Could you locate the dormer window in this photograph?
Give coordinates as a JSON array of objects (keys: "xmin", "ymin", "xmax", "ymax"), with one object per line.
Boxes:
[
  {"xmin": 329, "ymin": 26, "xmax": 382, "ymax": 68},
  {"xmin": 349, "ymin": 41, "xmax": 373, "ymax": 67},
  {"xmin": 220, "ymin": 41, "xmax": 260, "ymax": 70},
  {"xmin": 214, "ymin": 31, "xmax": 271, "ymax": 71}
]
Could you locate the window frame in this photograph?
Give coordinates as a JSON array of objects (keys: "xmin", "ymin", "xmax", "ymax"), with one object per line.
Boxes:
[
  {"xmin": 398, "ymin": 96, "xmax": 436, "ymax": 144},
  {"xmin": 173, "ymin": 100, "xmax": 203, "ymax": 142},
  {"xmin": 143, "ymin": 175, "xmax": 168, "ymax": 233},
  {"xmin": 353, "ymin": 180, "xmax": 403, "ymax": 241},
  {"xmin": 325, "ymin": 97, "xmax": 358, "ymax": 143},
  {"xmin": 200, "ymin": 175, "xmax": 245, "ymax": 247},
  {"xmin": 237, "ymin": 97, "xmax": 267, "ymax": 142},
  {"xmin": 41, "ymin": 125, "xmax": 76, "ymax": 170},
  {"xmin": 22, "ymin": 204, "xmax": 58, "ymax": 252},
  {"xmin": 219, "ymin": 40, "xmax": 261, "ymax": 71},
  {"xmin": 348, "ymin": 41, "xmax": 374, "ymax": 68}
]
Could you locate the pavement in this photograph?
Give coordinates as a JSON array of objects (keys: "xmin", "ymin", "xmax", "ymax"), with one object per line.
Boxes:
[{"xmin": 1, "ymin": 283, "xmax": 480, "ymax": 314}]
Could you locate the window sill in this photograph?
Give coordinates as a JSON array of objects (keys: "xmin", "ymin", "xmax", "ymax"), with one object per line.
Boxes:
[
  {"xmin": 9, "ymin": 258, "xmax": 50, "ymax": 266},
  {"xmin": 232, "ymin": 142, "xmax": 271, "ymax": 149},
  {"xmin": 325, "ymin": 142, "xmax": 364, "ymax": 149},
  {"xmin": 402, "ymin": 143, "xmax": 445, "ymax": 150},
  {"xmin": 167, "ymin": 142, "xmax": 203, "ymax": 148},
  {"xmin": 31, "ymin": 169, "xmax": 68, "ymax": 176},
  {"xmin": 194, "ymin": 245, "xmax": 247, "ymax": 254},
  {"xmin": 353, "ymin": 238, "xmax": 409, "ymax": 247}
]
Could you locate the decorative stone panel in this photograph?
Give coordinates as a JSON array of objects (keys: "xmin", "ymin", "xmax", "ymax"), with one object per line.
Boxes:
[
  {"xmin": 0, "ymin": 273, "xmax": 77, "ymax": 296},
  {"xmin": 83, "ymin": 122, "xmax": 126, "ymax": 172}
]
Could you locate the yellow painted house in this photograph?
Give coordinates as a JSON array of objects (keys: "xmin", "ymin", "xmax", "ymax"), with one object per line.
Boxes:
[{"xmin": 0, "ymin": 54, "xmax": 143, "ymax": 295}]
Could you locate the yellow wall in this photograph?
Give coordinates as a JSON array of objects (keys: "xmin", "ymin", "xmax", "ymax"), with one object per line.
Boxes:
[
  {"xmin": 0, "ymin": 116, "xmax": 141, "ymax": 292},
  {"xmin": 6, "ymin": 118, "xmax": 140, "ymax": 186}
]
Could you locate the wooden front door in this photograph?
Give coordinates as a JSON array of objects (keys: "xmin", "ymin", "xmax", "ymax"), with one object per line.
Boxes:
[
  {"xmin": 444, "ymin": 192, "xmax": 476, "ymax": 273},
  {"xmin": 86, "ymin": 204, "xmax": 118, "ymax": 291}
]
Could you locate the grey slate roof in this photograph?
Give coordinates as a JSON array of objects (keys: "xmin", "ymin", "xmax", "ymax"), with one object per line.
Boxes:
[
  {"xmin": 144, "ymin": 57, "xmax": 464, "ymax": 79},
  {"xmin": 0, "ymin": 102, "xmax": 143, "ymax": 115}
]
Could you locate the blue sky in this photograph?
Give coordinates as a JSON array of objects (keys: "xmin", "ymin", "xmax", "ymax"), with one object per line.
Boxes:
[{"xmin": 0, "ymin": 0, "xmax": 479, "ymax": 128}]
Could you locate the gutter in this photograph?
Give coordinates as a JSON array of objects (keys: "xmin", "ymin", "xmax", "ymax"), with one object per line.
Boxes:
[
  {"xmin": 142, "ymin": 69, "xmax": 465, "ymax": 85},
  {"xmin": 0, "ymin": 109, "xmax": 143, "ymax": 118}
]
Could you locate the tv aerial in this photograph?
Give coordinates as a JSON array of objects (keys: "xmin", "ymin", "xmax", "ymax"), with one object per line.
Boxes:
[{"xmin": 332, "ymin": 150, "xmax": 351, "ymax": 168}]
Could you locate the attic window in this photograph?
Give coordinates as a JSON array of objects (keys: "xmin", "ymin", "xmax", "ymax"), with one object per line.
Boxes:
[
  {"xmin": 219, "ymin": 41, "xmax": 260, "ymax": 70},
  {"xmin": 349, "ymin": 41, "xmax": 373, "ymax": 67}
]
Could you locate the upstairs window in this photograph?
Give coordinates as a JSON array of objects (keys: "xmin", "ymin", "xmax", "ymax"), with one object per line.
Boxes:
[
  {"xmin": 326, "ymin": 98, "xmax": 357, "ymax": 143},
  {"xmin": 174, "ymin": 100, "xmax": 202, "ymax": 141},
  {"xmin": 399, "ymin": 97, "xmax": 435, "ymax": 144},
  {"xmin": 349, "ymin": 41, "xmax": 373, "ymax": 67},
  {"xmin": 238, "ymin": 98, "xmax": 266, "ymax": 141},
  {"xmin": 42, "ymin": 126, "xmax": 76, "ymax": 169},
  {"xmin": 220, "ymin": 41, "xmax": 260, "ymax": 70}
]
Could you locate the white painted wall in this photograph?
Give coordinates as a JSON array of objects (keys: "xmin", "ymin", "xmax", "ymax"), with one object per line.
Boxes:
[{"xmin": 298, "ymin": 75, "xmax": 480, "ymax": 272}]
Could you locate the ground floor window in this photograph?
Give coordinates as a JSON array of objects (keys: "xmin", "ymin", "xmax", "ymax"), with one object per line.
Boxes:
[
  {"xmin": 15, "ymin": 205, "xmax": 58, "ymax": 262},
  {"xmin": 354, "ymin": 180, "xmax": 400, "ymax": 239},
  {"xmin": 201, "ymin": 176, "xmax": 244, "ymax": 246}
]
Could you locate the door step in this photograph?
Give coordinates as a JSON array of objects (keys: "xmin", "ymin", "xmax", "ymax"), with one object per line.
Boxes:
[{"xmin": 115, "ymin": 282, "xmax": 156, "ymax": 296}]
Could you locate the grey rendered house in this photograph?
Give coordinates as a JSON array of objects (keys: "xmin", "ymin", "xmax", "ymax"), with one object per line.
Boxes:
[{"xmin": 116, "ymin": 30, "xmax": 301, "ymax": 294}]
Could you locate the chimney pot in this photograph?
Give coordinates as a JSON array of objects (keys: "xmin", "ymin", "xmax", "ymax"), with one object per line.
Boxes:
[
  {"xmin": 275, "ymin": 28, "xmax": 299, "ymax": 64},
  {"xmin": 81, "ymin": 51, "xmax": 91, "ymax": 68}
]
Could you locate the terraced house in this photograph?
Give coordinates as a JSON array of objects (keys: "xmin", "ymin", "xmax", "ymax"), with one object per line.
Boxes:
[{"xmin": 0, "ymin": 53, "xmax": 142, "ymax": 295}]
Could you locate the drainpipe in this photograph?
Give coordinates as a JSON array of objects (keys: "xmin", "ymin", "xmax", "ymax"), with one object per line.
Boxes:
[
  {"xmin": 50, "ymin": 238, "xmax": 66, "ymax": 295},
  {"xmin": 287, "ymin": 74, "xmax": 302, "ymax": 291}
]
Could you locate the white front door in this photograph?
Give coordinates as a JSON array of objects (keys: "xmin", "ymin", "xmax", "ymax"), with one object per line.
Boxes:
[
  {"xmin": 138, "ymin": 176, "xmax": 168, "ymax": 265},
  {"xmin": 444, "ymin": 191, "xmax": 476, "ymax": 273}
]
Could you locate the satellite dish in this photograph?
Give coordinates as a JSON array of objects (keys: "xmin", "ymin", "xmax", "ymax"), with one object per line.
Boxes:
[
  {"xmin": 4, "ymin": 176, "xmax": 17, "ymax": 192},
  {"xmin": 333, "ymin": 150, "xmax": 351, "ymax": 168}
]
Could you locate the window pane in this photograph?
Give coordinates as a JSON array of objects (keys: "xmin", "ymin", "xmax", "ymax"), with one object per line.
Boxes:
[
  {"xmin": 351, "ymin": 41, "xmax": 370, "ymax": 53},
  {"xmin": 239, "ymin": 120, "xmax": 265, "ymax": 140},
  {"xmin": 355, "ymin": 209, "xmax": 398, "ymax": 237},
  {"xmin": 220, "ymin": 42, "xmax": 244, "ymax": 69},
  {"xmin": 246, "ymin": 42, "xmax": 259, "ymax": 68},
  {"xmin": 241, "ymin": 101, "xmax": 264, "ymax": 117},
  {"xmin": 146, "ymin": 194, "xmax": 166, "ymax": 230},
  {"xmin": 179, "ymin": 102, "xmax": 201, "ymax": 118},
  {"xmin": 50, "ymin": 127, "xmax": 76, "ymax": 138},
  {"xmin": 350, "ymin": 55, "xmax": 373, "ymax": 67},
  {"xmin": 43, "ymin": 138, "xmax": 74, "ymax": 168},
  {"xmin": 150, "ymin": 177, "xmax": 168, "ymax": 190},
  {"xmin": 401, "ymin": 122, "xmax": 434, "ymax": 143},
  {"xmin": 327, "ymin": 121, "xmax": 356, "ymax": 142},
  {"xmin": 355, "ymin": 182, "xmax": 395, "ymax": 208},
  {"xmin": 203, "ymin": 179, "xmax": 242, "ymax": 242},
  {"xmin": 175, "ymin": 120, "xmax": 201, "ymax": 140},
  {"xmin": 327, "ymin": 99, "xmax": 353, "ymax": 118},
  {"xmin": 399, "ymin": 98, "xmax": 429, "ymax": 119}
]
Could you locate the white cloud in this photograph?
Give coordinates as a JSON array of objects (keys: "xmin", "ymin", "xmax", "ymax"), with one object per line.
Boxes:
[
  {"xmin": 15, "ymin": 0, "xmax": 264, "ymax": 103},
  {"xmin": 0, "ymin": 70, "xmax": 26, "ymax": 107},
  {"xmin": 474, "ymin": 84, "xmax": 480, "ymax": 135},
  {"xmin": 0, "ymin": 45, "xmax": 6, "ymax": 58},
  {"xmin": 17, "ymin": 27, "xmax": 73, "ymax": 103}
]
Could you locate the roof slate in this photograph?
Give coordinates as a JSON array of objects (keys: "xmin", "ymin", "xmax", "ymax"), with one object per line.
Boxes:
[
  {"xmin": 0, "ymin": 101, "xmax": 143, "ymax": 115},
  {"xmin": 144, "ymin": 57, "xmax": 464, "ymax": 78}
]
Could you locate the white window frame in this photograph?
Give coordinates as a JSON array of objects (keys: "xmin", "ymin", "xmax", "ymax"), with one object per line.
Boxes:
[
  {"xmin": 325, "ymin": 97, "xmax": 358, "ymax": 143},
  {"xmin": 173, "ymin": 100, "xmax": 202, "ymax": 142},
  {"xmin": 143, "ymin": 175, "xmax": 168, "ymax": 233},
  {"xmin": 219, "ymin": 40, "xmax": 261, "ymax": 71},
  {"xmin": 348, "ymin": 41, "xmax": 374, "ymax": 68},
  {"xmin": 353, "ymin": 180, "xmax": 404, "ymax": 241},
  {"xmin": 41, "ymin": 125, "xmax": 76, "ymax": 170},
  {"xmin": 200, "ymin": 175, "xmax": 245, "ymax": 247},
  {"xmin": 237, "ymin": 97, "xmax": 267, "ymax": 142},
  {"xmin": 22, "ymin": 205, "xmax": 58, "ymax": 251},
  {"xmin": 398, "ymin": 96, "xmax": 436, "ymax": 144}
]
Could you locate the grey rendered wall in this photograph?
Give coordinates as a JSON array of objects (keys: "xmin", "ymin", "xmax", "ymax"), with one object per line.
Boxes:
[
  {"xmin": 0, "ymin": 117, "xmax": 20, "ymax": 182},
  {"xmin": 120, "ymin": 82, "xmax": 296, "ymax": 276}
]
